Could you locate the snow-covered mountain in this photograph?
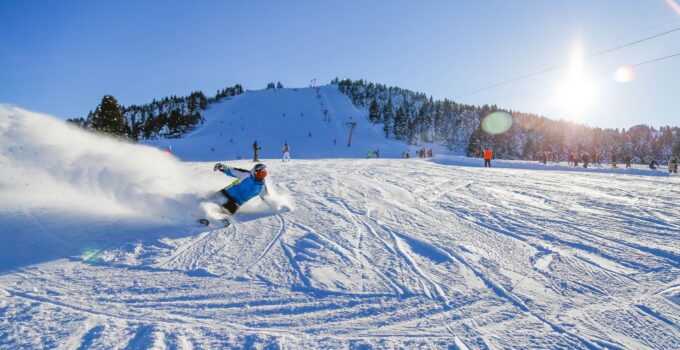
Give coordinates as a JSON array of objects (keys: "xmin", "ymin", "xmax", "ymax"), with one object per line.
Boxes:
[
  {"xmin": 146, "ymin": 85, "xmax": 443, "ymax": 161},
  {"xmin": 1, "ymin": 105, "xmax": 679, "ymax": 349}
]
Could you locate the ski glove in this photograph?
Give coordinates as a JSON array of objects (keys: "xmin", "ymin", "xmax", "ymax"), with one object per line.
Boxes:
[{"xmin": 213, "ymin": 163, "xmax": 226, "ymax": 172}]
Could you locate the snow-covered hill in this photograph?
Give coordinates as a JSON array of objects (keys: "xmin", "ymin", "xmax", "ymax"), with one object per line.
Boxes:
[
  {"xmin": 146, "ymin": 85, "xmax": 441, "ymax": 161},
  {"xmin": 1, "ymin": 105, "xmax": 679, "ymax": 349}
]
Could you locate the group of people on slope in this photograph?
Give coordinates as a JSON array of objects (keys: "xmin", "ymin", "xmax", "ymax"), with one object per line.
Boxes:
[
  {"xmin": 478, "ymin": 147, "xmax": 679, "ymax": 172},
  {"xmin": 252, "ymin": 140, "xmax": 292, "ymax": 162},
  {"xmin": 401, "ymin": 148, "xmax": 433, "ymax": 159},
  {"xmin": 367, "ymin": 149, "xmax": 380, "ymax": 158},
  {"xmin": 650, "ymin": 157, "xmax": 679, "ymax": 173}
]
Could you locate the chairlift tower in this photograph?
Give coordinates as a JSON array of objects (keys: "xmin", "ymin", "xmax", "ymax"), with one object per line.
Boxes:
[{"xmin": 346, "ymin": 122, "xmax": 357, "ymax": 147}]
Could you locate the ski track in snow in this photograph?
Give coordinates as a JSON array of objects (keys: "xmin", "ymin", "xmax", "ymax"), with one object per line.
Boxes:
[{"xmin": 1, "ymin": 158, "xmax": 679, "ymax": 349}]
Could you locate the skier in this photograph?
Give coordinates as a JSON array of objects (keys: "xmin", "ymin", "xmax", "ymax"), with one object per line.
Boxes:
[
  {"xmin": 484, "ymin": 147, "xmax": 493, "ymax": 168},
  {"xmin": 282, "ymin": 141, "xmax": 291, "ymax": 162},
  {"xmin": 581, "ymin": 153, "xmax": 589, "ymax": 168},
  {"xmin": 253, "ymin": 141, "xmax": 261, "ymax": 162},
  {"xmin": 611, "ymin": 153, "xmax": 618, "ymax": 168},
  {"xmin": 649, "ymin": 158, "xmax": 659, "ymax": 170},
  {"xmin": 669, "ymin": 157, "xmax": 678, "ymax": 173},
  {"xmin": 428, "ymin": 149, "xmax": 433, "ymax": 158},
  {"xmin": 210, "ymin": 162, "xmax": 270, "ymax": 215},
  {"xmin": 624, "ymin": 155, "xmax": 632, "ymax": 168},
  {"xmin": 367, "ymin": 151, "xmax": 373, "ymax": 159}
]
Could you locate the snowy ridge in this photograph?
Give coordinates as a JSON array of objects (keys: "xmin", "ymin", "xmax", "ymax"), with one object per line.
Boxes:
[{"xmin": 1, "ymin": 105, "xmax": 679, "ymax": 348}]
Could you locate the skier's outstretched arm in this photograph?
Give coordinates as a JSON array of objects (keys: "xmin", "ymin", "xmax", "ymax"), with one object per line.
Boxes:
[
  {"xmin": 259, "ymin": 185, "xmax": 275, "ymax": 206},
  {"xmin": 213, "ymin": 163, "xmax": 251, "ymax": 179}
]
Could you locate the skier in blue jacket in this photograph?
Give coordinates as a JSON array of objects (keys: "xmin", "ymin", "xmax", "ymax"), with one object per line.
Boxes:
[{"xmin": 211, "ymin": 162, "xmax": 270, "ymax": 214}]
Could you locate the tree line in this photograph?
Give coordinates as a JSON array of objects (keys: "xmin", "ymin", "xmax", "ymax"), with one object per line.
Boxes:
[
  {"xmin": 335, "ymin": 78, "xmax": 680, "ymax": 163},
  {"xmin": 67, "ymin": 84, "xmax": 243, "ymax": 141}
]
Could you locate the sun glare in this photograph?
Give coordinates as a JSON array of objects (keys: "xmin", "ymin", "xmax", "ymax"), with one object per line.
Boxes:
[{"xmin": 552, "ymin": 45, "xmax": 598, "ymax": 121}]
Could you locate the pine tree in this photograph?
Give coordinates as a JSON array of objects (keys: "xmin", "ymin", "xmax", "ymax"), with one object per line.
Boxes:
[
  {"xmin": 393, "ymin": 107, "xmax": 407, "ymax": 139},
  {"xmin": 91, "ymin": 95, "xmax": 126, "ymax": 137},
  {"xmin": 276, "ymin": 81, "xmax": 284, "ymax": 89},
  {"xmin": 673, "ymin": 138, "xmax": 680, "ymax": 157},
  {"xmin": 267, "ymin": 82, "xmax": 276, "ymax": 89},
  {"xmin": 368, "ymin": 98, "xmax": 380, "ymax": 123},
  {"xmin": 382, "ymin": 98, "xmax": 394, "ymax": 137}
]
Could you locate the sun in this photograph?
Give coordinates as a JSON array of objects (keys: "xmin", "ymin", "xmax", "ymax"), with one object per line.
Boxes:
[{"xmin": 552, "ymin": 45, "xmax": 598, "ymax": 121}]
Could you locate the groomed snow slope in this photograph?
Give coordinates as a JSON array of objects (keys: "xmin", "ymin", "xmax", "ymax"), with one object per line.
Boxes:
[
  {"xmin": 1, "ymin": 106, "xmax": 679, "ymax": 349},
  {"xmin": 146, "ymin": 85, "xmax": 436, "ymax": 161}
]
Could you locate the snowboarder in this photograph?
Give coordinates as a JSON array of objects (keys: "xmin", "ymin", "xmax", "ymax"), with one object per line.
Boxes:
[
  {"xmin": 669, "ymin": 157, "xmax": 678, "ymax": 173},
  {"xmin": 253, "ymin": 141, "xmax": 261, "ymax": 162},
  {"xmin": 484, "ymin": 148, "xmax": 493, "ymax": 168},
  {"xmin": 649, "ymin": 158, "xmax": 659, "ymax": 170},
  {"xmin": 282, "ymin": 141, "xmax": 291, "ymax": 162},
  {"xmin": 210, "ymin": 162, "xmax": 270, "ymax": 215}
]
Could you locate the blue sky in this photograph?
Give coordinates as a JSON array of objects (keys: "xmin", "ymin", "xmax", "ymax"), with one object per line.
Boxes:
[{"xmin": 1, "ymin": 0, "xmax": 679, "ymax": 128}]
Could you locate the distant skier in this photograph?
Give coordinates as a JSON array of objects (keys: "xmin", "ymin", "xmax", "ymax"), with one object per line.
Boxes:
[
  {"xmin": 669, "ymin": 157, "xmax": 678, "ymax": 173},
  {"xmin": 484, "ymin": 147, "xmax": 493, "ymax": 168},
  {"xmin": 367, "ymin": 151, "xmax": 373, "ymax": 158},
  {"xmin": 253, "ymin": 141, "xmax": 261, "ymax": 162},
  {"xmin": 624, "ymin": 155, "xmax": 632, "ymax": 168},
  {"xmin": 649, "ymin": 158, "xmax": 659, "ymax": 170},
  {"xmin": 428, "ymin": 149, "xmax": 433, "ymax": 158},
  {"xmin": 581, "ymin": 153, "xmax": 589, "ymax": 168},
  {"xmin": 282, "ymin": 141, "xmax": 291, "ymax": 162},
  {"xmin": 611, "ymin": 153, "xmax": 618, "ymax": 168},
  {"xmin": 210, "ymin": 162, "xmax": 270, "ymax": 215}
]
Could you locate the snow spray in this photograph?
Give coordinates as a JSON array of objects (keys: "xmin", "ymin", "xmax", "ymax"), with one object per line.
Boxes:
[{"xmin": 0, "ymin": 105, "xmax": 223, "ymax": 221}]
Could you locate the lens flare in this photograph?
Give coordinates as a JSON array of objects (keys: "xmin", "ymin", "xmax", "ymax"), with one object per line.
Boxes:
[
  {"xmin": 482, "ymin": 111, "xmax": 513, "ymax": 135},
  {"xmin": 615, "ymin": 65, "xmax": 634, "ymax": 83},
  {"xmin": 667, "ymin": 0, "xmax": 680, "ymax": 16}
]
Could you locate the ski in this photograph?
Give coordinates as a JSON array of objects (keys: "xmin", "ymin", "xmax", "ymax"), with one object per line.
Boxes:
[{"xmin": 196, "ymin": 218, "xmax": 231, "ymax": 228}]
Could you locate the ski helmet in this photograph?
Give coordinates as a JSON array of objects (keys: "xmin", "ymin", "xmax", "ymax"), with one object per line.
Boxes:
[{"xmin": 253, "ymin": 163, "xmax": 268, "ymax": 181}]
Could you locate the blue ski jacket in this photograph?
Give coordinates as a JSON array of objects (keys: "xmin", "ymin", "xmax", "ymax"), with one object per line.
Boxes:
[{"xmin": 220, "ymin": 167, "xmax": 268, "ymax": 205}]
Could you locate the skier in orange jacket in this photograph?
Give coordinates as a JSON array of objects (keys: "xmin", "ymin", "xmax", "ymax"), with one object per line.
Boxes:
[{"xmin": 484, "ymin": 148, "xmax": 493, "ymax": 168}]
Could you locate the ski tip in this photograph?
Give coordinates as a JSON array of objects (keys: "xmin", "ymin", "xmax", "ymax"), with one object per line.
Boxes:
[{"xmin": 198, "ymin": 219, "xmax": 210, "ymax": 226}]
